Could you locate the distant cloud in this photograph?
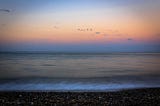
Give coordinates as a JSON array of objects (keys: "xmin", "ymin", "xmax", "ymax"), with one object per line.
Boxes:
[
  {"xmin": 95, "ymin": 32, "xmax": 101, "ymax": 34},
  {"xmin": 127, "ymin": 38, "xmax": 133, "ymax": 41},
  {"xmin": 0, "ymin": 9, "xmax": 10, "ymax": 13}
]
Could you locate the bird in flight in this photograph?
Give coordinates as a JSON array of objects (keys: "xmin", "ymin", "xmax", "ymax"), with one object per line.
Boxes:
[{"xmin": 0, "ymin": 9, "xmax": 11, "ymax": 13}]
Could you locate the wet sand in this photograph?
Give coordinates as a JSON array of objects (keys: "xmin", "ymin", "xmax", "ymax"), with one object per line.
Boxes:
[{"xmin": 0, "ymin": 88, "xmax": 160, "ymax": 106}]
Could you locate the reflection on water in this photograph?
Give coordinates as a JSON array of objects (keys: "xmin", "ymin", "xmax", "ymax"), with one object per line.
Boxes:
[{"xmin": 0, "ymin": 53, "xmax": 160, "ymax": 91}]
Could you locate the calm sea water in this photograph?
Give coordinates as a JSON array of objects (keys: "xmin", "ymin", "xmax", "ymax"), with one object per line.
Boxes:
[{"xmin": 0, "ymin": 52, "xmax": 160, "ymax": 91}]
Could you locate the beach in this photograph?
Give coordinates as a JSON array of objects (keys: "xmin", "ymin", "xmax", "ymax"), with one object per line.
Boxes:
[
  {"xmin": 0, "ymin": 53, "xmax": 160, "ymax": 105},
  {"xmin": 0, "ymin": 87, "xmax": 160, "ymax": 106}
]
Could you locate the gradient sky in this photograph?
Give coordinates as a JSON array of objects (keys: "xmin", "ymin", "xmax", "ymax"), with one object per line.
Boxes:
[{"xmin": 0, "ymin": 0, "xmax": 160, "ymax": 52}]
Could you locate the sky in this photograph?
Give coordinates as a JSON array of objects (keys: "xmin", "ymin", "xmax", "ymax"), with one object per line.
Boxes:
[{"xmin": 0, "ymin": 0, "xmax": 160, "ymax": 52}]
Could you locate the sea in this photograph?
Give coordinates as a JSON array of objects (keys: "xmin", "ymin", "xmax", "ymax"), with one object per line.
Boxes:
[{"xmin": 0, "ymin": 52, "xmax": 160, "ymax": 91}]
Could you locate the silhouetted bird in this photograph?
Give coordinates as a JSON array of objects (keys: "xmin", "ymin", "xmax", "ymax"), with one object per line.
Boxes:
[{"xmin": 0, "ymin": 9, "xmax": 10, "ymax": 13}]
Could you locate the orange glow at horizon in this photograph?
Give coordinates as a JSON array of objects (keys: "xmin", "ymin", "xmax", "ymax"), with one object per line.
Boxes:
[{"xmin": 0, "ymin": 0, "xmax": 160, "ymax": 45}]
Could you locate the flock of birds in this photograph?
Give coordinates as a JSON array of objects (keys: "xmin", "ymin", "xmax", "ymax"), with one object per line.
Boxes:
[
  {"xmin": 76, "ymin": 28, "xmax": 103, "ymax": 35},
  {"xmin": 0, "ymin": 8, "xmax": 106, "ymax": 36},
  {"xmin": 77, "ymin": 28, "xmax": 93, "ymax": 32},
  {"xmin": 0, "ymin": 8, "xmax": 133, "ymax": 40}
]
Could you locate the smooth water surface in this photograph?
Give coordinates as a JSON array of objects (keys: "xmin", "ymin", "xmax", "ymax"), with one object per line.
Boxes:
[{"xmin": 0, "ymin": 52, "xmax": 160, "ymax": 91}]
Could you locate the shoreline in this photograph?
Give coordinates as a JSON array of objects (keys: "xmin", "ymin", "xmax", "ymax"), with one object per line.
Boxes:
[
  {"xmin": 0, "ymin": 86, "xmax": 159, "ymax": 92},
  {"xmin": 0, "ymin": 87, "xmax": 160, "ymax": 105}
]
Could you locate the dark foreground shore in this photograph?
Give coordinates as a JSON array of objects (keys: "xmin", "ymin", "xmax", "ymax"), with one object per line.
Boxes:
[{"xmin": 0, "ymin": 88, "xmax": 160, "ymax": 106}]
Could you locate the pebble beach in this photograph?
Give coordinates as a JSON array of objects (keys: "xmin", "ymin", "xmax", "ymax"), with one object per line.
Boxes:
[{"xmin": 0, "ymin": 88, "xmax": 160, "ymax": 106}]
